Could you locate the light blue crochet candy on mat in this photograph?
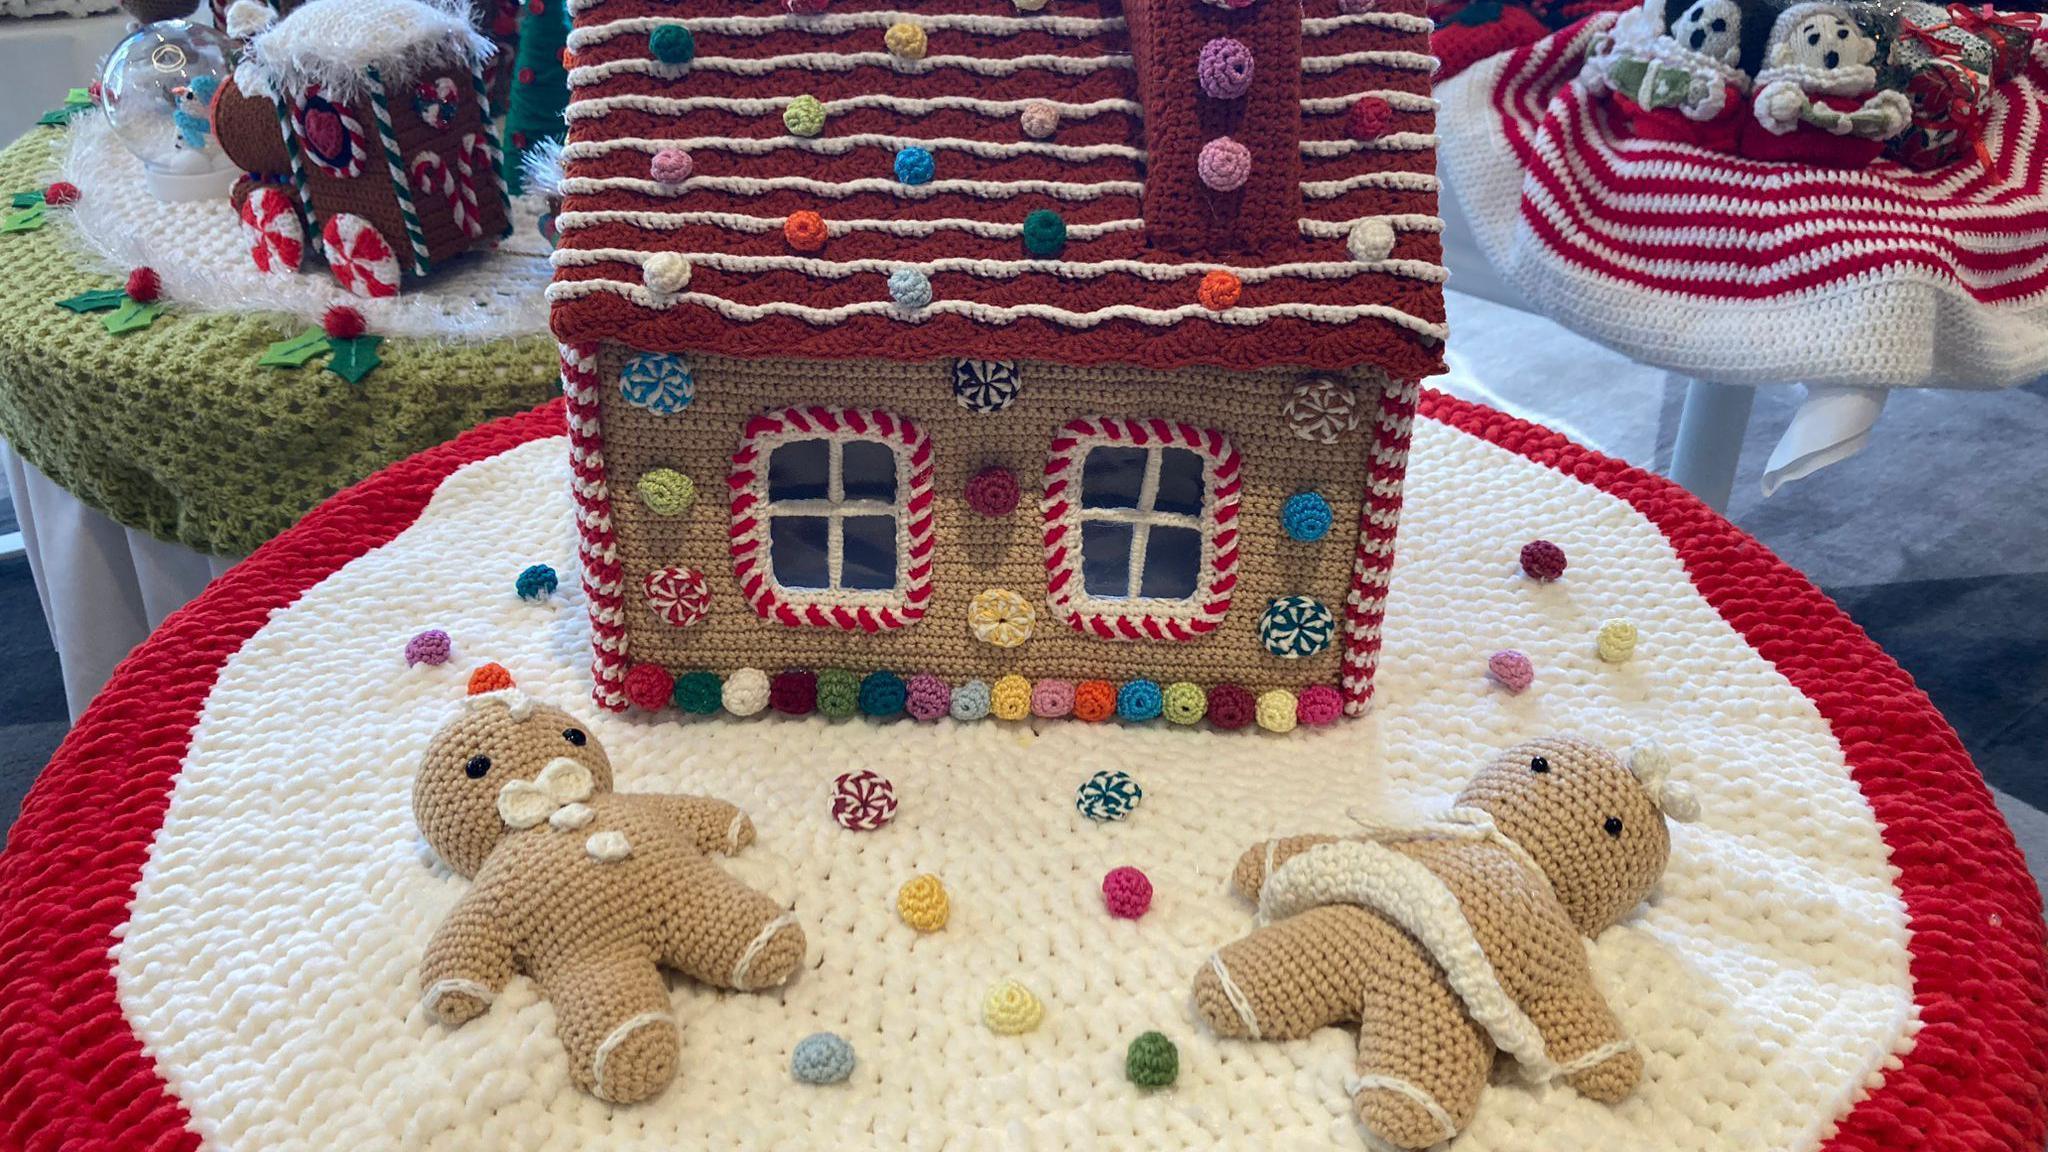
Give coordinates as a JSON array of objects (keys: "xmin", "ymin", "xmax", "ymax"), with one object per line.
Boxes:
[
  {"xmin": 619, "ymin": 352, "xmax": 694, "ymax": 415},
  {"xmin": 1077, "ymin": 769, "xmax": 1143, "ymax": 822},
  {"xmin": 1259, "ymin": 596, "xmax": 1334, "ymax": 658},
  {"xmin": 791, "ymin": 1032, "xmax": 855, "ymax": 1084}
]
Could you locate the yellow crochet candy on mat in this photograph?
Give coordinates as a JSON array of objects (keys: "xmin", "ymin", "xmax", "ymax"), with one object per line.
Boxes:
[
  {"xmin": 982, "ymin": 979, "xmax": 1043, "ymax": 1035},
  {"xmin": 990, "ymin": 674, "xmax": 1032, "ymax": 720},
  {"xmin": 897, "ymin": 874, "xmax": 949, "ymax": 933},
  {"xmin": 1597, "ymin": 618, "xmax": 1639, "ymax": 663},
  {"xmin": 969, "ymin": 589, "xmax": 1035, "ymax": 649}
]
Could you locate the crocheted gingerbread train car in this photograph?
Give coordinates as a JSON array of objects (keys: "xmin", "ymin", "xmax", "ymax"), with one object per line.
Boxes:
[{"xmin": 549, "ymin": 0, "xmax": 1448, "ymax": 729}]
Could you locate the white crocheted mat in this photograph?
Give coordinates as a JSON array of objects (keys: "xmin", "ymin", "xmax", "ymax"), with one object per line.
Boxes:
[
  {"xmin": 113, "ymin": 420, "xmax": 1915, "ymax": 1151},
  {"xmin": 58, "ymin": 112, "xmax": 553, "ymax": 340}
]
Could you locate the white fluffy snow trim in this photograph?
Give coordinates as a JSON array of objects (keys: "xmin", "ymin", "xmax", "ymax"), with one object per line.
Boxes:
[
  {"xmin": 1259, "ymin": 839, "xmax": 1563, "ymax": 1079},
  {"xmin": 247, "ymin": 0, "xmax": 494, "ymax": 102},
  {"xmin": 225, "ymin": 0, "xmax": 275, "ymax": 39},
  {"xmin": 522, "ymin": 137, "xmax": 566, "ymax": 200}
]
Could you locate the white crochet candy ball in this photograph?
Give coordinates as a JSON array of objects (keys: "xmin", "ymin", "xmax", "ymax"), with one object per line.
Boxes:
[{"xmin": 722, "ymin": 668, "xmax": 770, "ymax": 716}]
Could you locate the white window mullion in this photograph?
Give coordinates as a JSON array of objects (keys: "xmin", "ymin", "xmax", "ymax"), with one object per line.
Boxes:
[
  {"xmin": 825, "ymin": 439, "xmax": 847, "ymax": 592},
  {"xmin": 1126, "ymin": 447, "xmax": 1164, "ymax": 598}
]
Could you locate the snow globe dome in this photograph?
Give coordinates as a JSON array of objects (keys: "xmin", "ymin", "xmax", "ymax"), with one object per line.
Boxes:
[{"xmin": 98, "ymin": 20, "xmax": 241, "ymax": 202}]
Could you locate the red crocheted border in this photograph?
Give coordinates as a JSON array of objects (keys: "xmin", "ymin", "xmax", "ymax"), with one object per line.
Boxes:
[{"xmin": 0, "ymin": 394, "xmax": 2041, "ymax": 1152}]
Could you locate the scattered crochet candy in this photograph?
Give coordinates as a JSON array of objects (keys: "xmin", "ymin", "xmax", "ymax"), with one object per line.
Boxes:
[
  {"xmin": 982, "ymin": 979, "xmax": 1044, "ymax": 1035},
  {"xmin": 514, "ymin": 563, "xmax": 558, "ymax": 601},
  {"xmin": 1520, "ymin": 539, "xmax": 1567, "ymax": 582},
  {"xmin": 790, "ymin": 1032, "xmax": 854, "ymax": 1085},
  {"xmin": 1102, "ymin": 866, "xmax": 1152, "ymax": 919},
  {"xmin": 1488, "ymin": 649, "xmax": 1535, "ymax": 693},
  {"xmin": 1598, "ymin": 618, "xmax": 1639, "ymax": 663},
  {"xmin": 1077, "ymin": 770, "xmax": 1143, "ymax": 822},
  {"xmin": 897, "ymin": 874, "xmax": 949, "ymax": 933},
  {"xmin": 1126, "ymin": 1032, "xmax": 1178, "ymax": 1088},
  {"xmin": 404, "ymin": 629, "xmax": 451, "ymax": 667},
  {"xmin": 467, "ymin": 662, "xmax": 514, "ymax": 694},
  {"xmin": 832, "ymin": 769, "xmax": 898, "ymax": 831}
]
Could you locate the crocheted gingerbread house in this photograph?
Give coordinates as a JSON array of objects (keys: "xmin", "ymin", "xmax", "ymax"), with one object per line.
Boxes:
[{"xmin": 550, "ymin": 0, "xmax": 1446, "ymax": 728}]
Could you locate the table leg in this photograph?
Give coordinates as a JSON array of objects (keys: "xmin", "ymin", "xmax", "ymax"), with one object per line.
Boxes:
[{"xmin": 1669, "ymin": 376, "xmax": 1755, "ymax": 513}]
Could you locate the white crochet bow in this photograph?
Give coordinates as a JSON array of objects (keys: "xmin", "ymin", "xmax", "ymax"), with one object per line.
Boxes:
[{"xmin": 496, "ymin": 758, "xmax": 596, "ymax": 830}]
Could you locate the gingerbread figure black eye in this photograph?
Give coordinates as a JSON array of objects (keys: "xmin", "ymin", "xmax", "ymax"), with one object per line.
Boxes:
[
  {"xmin": 1530, "ymin": 756, "xmax": 1550, "ymax": 774},
  {"xmin": 563, "ymin": 728, "xmax": 586, "ymax": 747},
  {"xmin": 1603, "ymin": 816, "xmax": 1624, "ymax": 838},
  {"xmin": 465, "ymin": 755, "xmax": 491, "ymax": 779}
]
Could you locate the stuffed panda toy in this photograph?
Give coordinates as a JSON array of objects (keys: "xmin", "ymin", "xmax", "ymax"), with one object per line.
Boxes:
[
  {"xmin": 1581, "ymin": 0, "xmax": 1763, "ymax": 153},
  {"xmin": 1738, "ymin": 1, "xmax": 1912, "ymax": 166}
]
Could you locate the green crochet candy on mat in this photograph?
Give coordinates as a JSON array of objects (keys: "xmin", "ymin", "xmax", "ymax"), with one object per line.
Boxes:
[{"xmin": 1126, "ymin": 1031, "xmax": 1178, "ymax": 1088}]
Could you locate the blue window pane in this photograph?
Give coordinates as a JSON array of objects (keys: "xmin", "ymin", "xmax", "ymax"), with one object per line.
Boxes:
[
  {"xmin": 1153, "ymin": 448, "xmax": 1206, "ymax": 517},
  {"xmin": 1081, "ymin": 520, "xmax": 1133, "ymax": 597},
  {"xmin": 1140, "ymin": 525, "xmax": 1202, "ymax": 599},
  {"xmin": 1081, "ymin": 447, "xmax": 1145, "ymax": 510},
  {"xmin": 768, "ymin": 439, "xmax": 830, "ymax": 501},
  {"xmin": 841, "ymin": 515, "xmax": 898, "ymax": 590},
  {"xmin": 770, "ymin": 516, "xmax": 830, "ymax": 588},
  {"xmin": 842, "ymin": 440, "xmax": 897, "ymax": 502}
]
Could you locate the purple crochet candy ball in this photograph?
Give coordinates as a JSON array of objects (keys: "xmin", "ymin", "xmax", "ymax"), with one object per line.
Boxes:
[
  {"xmin": 1520, "ymin": 539, "xmax": 1567, "ymax": 582},
  {"xmin": 1196, "ymin": 137, "xmax": 1252, "ymax": 192},
  {"xmin": 405, "ymin": 629, "xmax": 452, "ymax": 667},
  {"xmin": 905, "ymin": 673, "xmax": 952, "ymax": 722},
  {"xmin": 650, "ymin": 148, "xmax": 693, "ymax": 184},
  {"xmin": 1488, "ymin": 649, "xmax": 1535, "ymax": 694},
  {"xmin": 1197, "ymin": 37, "xmax": 1254, "ymax": 100}
]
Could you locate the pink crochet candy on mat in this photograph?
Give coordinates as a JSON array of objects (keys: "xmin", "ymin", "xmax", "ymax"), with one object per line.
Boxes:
[
  {"xmin": 1488, "ymin": 650, "xmax": 1535, "ymax": 694},
  {"xmin": 1196, "ymin": 137, "xmax": 1252, "ymax": 192},
  {"xmin": 832, "ymin": 770, "xmax": 898, "ymax": 831},
  {"xmin": 906, "ymin": 673, "xmax": 952, "ymax": 722},
  {"xmin": 404, "ymin": 629, "xmax": 452, "ymax": 667},
  {"xmin": 1103, "ymin": 866, "xmax": 1152, "ymax": 919},
  {"xmin": 649, "ymin": 148, "xmax": 693, "ymax": 184}
]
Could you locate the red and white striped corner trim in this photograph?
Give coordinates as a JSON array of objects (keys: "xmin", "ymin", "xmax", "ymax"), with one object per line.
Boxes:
[
  {"xmin": 562, "ymin": 341, "xmax": 630, "ymax": 712},
  {"xmin": 727, "ymin": 406, "xmax": 936, "ymax": 632},
  {"xmin": 1042, "ymin": 416, "xmax": 1242, "ymax": 642},
  {"xmin": 1341, "ymin": 375, "xmax": 1419, "ymax": 716}
]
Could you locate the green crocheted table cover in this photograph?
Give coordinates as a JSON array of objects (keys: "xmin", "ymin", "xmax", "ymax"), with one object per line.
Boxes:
[{"xmin": 0, "ymin": 129, "xmax": 559, "ymax": 556}]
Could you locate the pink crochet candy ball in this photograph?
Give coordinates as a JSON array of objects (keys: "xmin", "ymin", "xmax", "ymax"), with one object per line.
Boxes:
[
  {"xmin": 905, "ymin": 673, "xmax": 952, "ymax": 721},
  {"xmin": 1031, "ymin": 678, "xmax": 1076, "ymax": 718},
  {"xmin": 650, "ymin": 148, "xmax": 693, "ymax": 184},
  {"xmin": 1520, "ymin": 539, "xmax": 1568, "ymax": 582},
  {"xmin": 1196, "ymin": 137, "xmax": 1252, "ymax": 192},
  {"xmin": 404, "ymin": 629, "xmax": 452, "ymax": 667},
  {"xmin": 1102, "ymin": 866, "xmax": 1153, "ymax": 919},
  {"xmin": 1347, "ymin": 96, "xmax": 1393, "ymax": 141},
  {"xmin": 1296, "ymin": 684, "xmax": 1343, "ymax": 727},
  {"xmin": 832, "ymin": 769, "xmax": 898, "ymax": 831},
  {"xmin": 965, "ymin": 465, "xmax": 1020, "ymax": 517},
  {"xmin": 1197, "ymin": 37, "xmax": 1254, "ymax": 100},
  {"xmin": 623, "ymin": 662, "xmax": 674, "ymax": 711},
  {"xmin": 1488, "ymin": 650, "xmax": 1535, "ymax": 694}
]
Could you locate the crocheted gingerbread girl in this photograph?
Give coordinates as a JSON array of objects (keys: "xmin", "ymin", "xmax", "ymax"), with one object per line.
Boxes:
[
  {"xmin": 1192, "ymin": 736, "xmax": 1698, "ymax": 1151},
  {"xmin": 413, "ymin": 675, "xmax": 806, "ymax": 1103}
]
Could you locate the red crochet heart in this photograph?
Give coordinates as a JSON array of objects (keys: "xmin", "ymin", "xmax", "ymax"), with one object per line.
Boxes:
[{"xmin": 302, "ymin": 105, "xmax": 347, "ymax": 164}]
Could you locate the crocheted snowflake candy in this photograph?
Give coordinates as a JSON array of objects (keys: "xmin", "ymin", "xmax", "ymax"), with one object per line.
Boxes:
[{"xmin": 1077, "ymin": 770, "xmax": 1143, "ymax": 822}]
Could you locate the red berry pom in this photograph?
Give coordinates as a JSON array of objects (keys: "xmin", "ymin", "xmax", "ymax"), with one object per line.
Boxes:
[
  {"xmin": 1520, "ymin": 539, "xmax": 1567, "ymax": 582},
  {"xmin": 1102, "ymin": 866, "xmax": 1153, "ymax": 919},
  {"xmin": 322, "ymin": 305, "xmax": 367, "ymax": 340},
  {"xmin": 771, "ymin": 669, "xmax": 818, "ymax": 715},
  {"xmin": 1347, "ymin": 96, "xmax": 1394, "ymax": 140},
  {"xmin": 624, "ymin": 663, "xmax": 674, "ymax": 711},
  {"xmin": 44, "ymin": 181, "xmax": 78, "ymax": 206},
  {"xmin": 124, "ymin": 267, "xmax": 160, "ymax": 303},
  {"xmin": 518, "ymin": 67, "xmax": 535, "ymax": 85}
]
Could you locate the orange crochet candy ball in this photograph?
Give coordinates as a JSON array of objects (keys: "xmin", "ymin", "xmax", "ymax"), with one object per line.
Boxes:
[
  {"xmin": 1197, "ymin": 269, "xmax": 1241, "ymax": 311},
  {"xmin": 785, "ymin": 210, "xmax": 828, "ymax": 252},
  {"xmin": 1073, "ymin": 679, "xmax": 1117, "ymax": 723},
  {"xmin": 467, "ymin": 662, "xmax": 515, "ymax": 695}
]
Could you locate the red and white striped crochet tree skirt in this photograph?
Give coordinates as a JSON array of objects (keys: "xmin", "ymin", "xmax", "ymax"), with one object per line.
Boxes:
[
  {"xmin": 1440, "ymin": 20, "xmax": 2048, "ymax": 389},
  {"xmin": 0, "ymin": 396, "xmax": 2042, "ymax": 1151}
]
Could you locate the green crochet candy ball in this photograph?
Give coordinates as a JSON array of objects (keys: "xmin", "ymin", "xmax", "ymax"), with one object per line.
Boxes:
[
  {"xmin": 1126, "ymin": 1031, "xmax": 1178, "ymax": 1088},
  {"xmin": 784, "ymin": 94, "xmax": 827, "ymax": 138},
  {"xmin": 637, "ymin": 468, "xmax": 695, "ymax": 516},
  {"xmin": 817, "ymin": 668, "xmax": 860, "ymax": 718},
  {"xmin": 672, "ymin": 671, "xmax": 722, "ymax": 715},
  {"xmin": 1021, "ymin": 209, "xmax": 1067, "ymax": 257},
  {"xmin": 1162, "ymin": 681, "xmax": 1206, "ymax": 725},
  {"xmin": 650, "ymin": 24, "xmax": 695, "ymax": 64}
]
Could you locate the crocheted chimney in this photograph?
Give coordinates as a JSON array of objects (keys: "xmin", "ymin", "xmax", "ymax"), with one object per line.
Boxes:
[{"xmin": 549, "ymin": 0, "xmax": 1446, "ymax": 730}]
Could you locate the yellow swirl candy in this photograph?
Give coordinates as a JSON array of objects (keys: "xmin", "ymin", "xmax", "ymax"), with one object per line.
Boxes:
[
  {"xmin": 1597, "ymin": 618, "xmax": 1639, "ymax": 664},
  {"xmin": 969, "ymin": 588, "xmax": 1035, "ymax": 649},
  {"xmin": 897, "ymin": 874, "xmax": 949, "ymax": 933},
  {"xmin": 990, "ymin": 674, "xmax": 1032, "ymax": 720}
]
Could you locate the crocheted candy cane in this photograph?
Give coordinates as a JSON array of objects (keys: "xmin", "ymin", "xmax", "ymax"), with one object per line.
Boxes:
[
  {"xmin": 365, "ymin": 66, "xmax": 430, "ymax": 275},
  {"xmin": 1627, "ymin": 743, "xmax": 1701, "ymax": 822},
  {"xmin": 452, "ymin": 133, "xmax": 488, "ymax": 239}
]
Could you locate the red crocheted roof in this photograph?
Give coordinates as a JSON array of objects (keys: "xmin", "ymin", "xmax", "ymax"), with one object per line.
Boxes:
[{"xmin": 548, "ymin": 0, "xmax": 1447, "ymax": 377}]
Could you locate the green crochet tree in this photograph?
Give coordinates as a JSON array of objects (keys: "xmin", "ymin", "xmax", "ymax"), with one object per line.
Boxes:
[{"xmin": 500, "ymin": 0, "xmax": 570, "ymax": 194}]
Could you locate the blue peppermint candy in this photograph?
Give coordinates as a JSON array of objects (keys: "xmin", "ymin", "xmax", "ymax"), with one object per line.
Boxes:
[
  {"xmin": 952, "ymin": 360, "xmax": 1020, "ymax": 413},
  {"xmin": 1076, "ymin": 769, "xmax": 1143, "ymax": 822},
  {"xmin": 1259, "ymin": 596, "xmax": 1334, "ymax": 658},
  {"xmin": 619, "ymin": 352, "xmax": 694, "ymax": 415}
]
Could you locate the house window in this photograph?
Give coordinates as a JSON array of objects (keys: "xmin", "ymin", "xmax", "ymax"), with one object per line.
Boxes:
[
  {"xmin": 1044, "ymin": 417, "xmax": 1243, "ymax": 642},
  {"xmin": 730, "ymin": 407, "xmax": 935, "ymax": 631}
]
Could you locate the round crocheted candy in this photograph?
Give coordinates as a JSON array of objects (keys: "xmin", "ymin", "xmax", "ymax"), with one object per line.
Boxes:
[
  {"xmin": 1284, "ymin": 375, "xmax": 1361, "ymax": 443},
  {"xmin": 950, "ymin": 679, "xmax": 992, "ymax": 721},
  {"xmin": 643, "ymin": 252, "xmax": 692, "ymax": 296},
  {"xmin": 1197, "ymin": 269, "xmax": 1241, "ymax": 311},
  {"xmin": 884, "ymin": 21, "xmax": 927, "ymax": 59},
  {"xmin": 1256, "ymin": 689, "xmax": 1298, "ymax": 733},
  {"xmin": 1347, "ymin": 219, "xmax": 1396, "ymax": 263},
  {"xmin": 1162, "ymin": 681, "xmax": 1206, "ymax": 725},
  {"xmin": 982, "ymin": 979, "xmax": 1044, "ymax": 1034},
  {"xmin": 125, "ymin": 267, "xmax": 161, "ymax": 304},
  {"xmin": 893, "ymin": 146, "xmax": 935, "ymax": 185},
  {"xmin": 322, "ymin": 305, "xmax": 366, "ymax": 340},
  {"xmin": 515, "ymin": 563, "xmax": 558, "ymax": 601},
  {"xmin": 968, "ymin": 588, "xmax": 1035, "ymax": 648},
  {"xmin": 771, "ymin": 669, "xmax": 817, "ymax": 715},
  {"xmin": 468, "ymin": 662, "xmax": 514, "ymax": 695},
  {"xmin": 1207, "ymin": 683, "xmax": 1255, "ymax": 730},
  {"xmin": 672, "ymin": 670, "xmax": 722, "ymax": 715},
  {"xmin": 1031, "ymin": 678, "xmax": 1075, "ymax": 718},
  {"xmin": 1019, "ymin": 100, "xmax": 1059, "ymax": 138},
  {"xmin": 1076, "ymin": 769, "xmax": 1142, "ymax": 821},
  {"xmin": 649, "ymin": 148, "xmax": 692, "ymax": 184},
  {"xmin": 965, "ymin": 466, "xmax": 1020, "ymax": 517},
  {"xmin": 905, "ymin": 673, "xmax": 951, "ymax": 722},
  {"xmin": 832, "ymin": 769, "xmax": 898, "ymax": 830},
  {"xmin": 783, "ymin": 94, "xmax": 827, "ymax": 137},
  {"xmin": 1259, "ymin": 596, "xmax": 1335, "ymax": 658},
  {"xmin": 990, "ymin": 673, "xmax": 1032, "ymax": 720},
  {"xmin": 1198, "ymin": 37, "xmax": 1255, "ymax": 99},
  {"xmin": 1488, "ymin": 649, "xmax": 1535, "ymax": 693},
  {"xmin": 649, "ymin": 23, "xmax": 695, "ymax": 64},
  {"xmin": 636, "ymin": 468, "xmax": 695, "ymax": 516},
  {"xmin": 723, "ymin": 668, "xmax": 770, "ymax": 716},
  {"xmin": 816, "ymin": 668, "xmax": 860, "ymax": 717},
  {"xmin": 620, "ymin": 352, "xmax": 694, "ymax": 414},
  {"xmin": 859, "ymin": 670, "xmax": 907, "ymax": 717},
  {"xmin": 784, "ymin": 210, "xmax": 828, "ymax": 252},
  {"xmin": 1127, "ymin": 1032, "xmax": 1178, "ymax": 1087},
  {"xmin": 404, "ymin": 629, "xmax": 452, "ymax": 667},
  {"xmin": 791, "ymin": 1032, "xmax": 854, "ymax": 1084},
  {"xmin": 1297, "ymin": 684, "xmax": 1343, "ymax": 727},
  {"xmin": 1520, "ymin": 539, "xmax": 1567, "ymax": 582},
  {"xmin": 1021, "ymin": 208, "xmax": 1067, "ymax": 257},
  {"xmin": 1281, "ymin": 491, "xmax": 1334, "ymax": 541},
  {"xmin": 897, "ymin": 874, "xmax": 949, "ymax": 932},
  {"xmin": 1598, "ymin": 618, "xmax": 1639, "ymax": 663},
  {"xmin": 952, "ymin": 359, "xmax": 1021, "ymax": 412},
  {"xmin": 1117, "ymin": 679, "xmax": 1164, "ymax": 722},
  {"xmin": 624, "ymin": 663, "xmax": 673, "ymax": 711},
  {"xmin": 1073, "ymin": 679, "xmax": 1117, "ymax": 722},
  {"xmin": 1347, "ymin": 95, "xmax": 1394, "ymax": 140},
  {"xmin": 888, "ymin": 267, "xmax": 933, "ymax": 309},
  {"xmin": 643, "ymin": 565, "xmax": 711, "ymax": 628},
  {"xmin": 1197, "ymin": 137, "xmax": 1252, "ymax": 191},
  {"xmin": 1102, "ymin": 866, "xmax": 1152, "ymax": 918}
]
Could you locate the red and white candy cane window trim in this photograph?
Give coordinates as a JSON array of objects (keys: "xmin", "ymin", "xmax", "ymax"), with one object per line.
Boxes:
[
  {"xmin": 729, "ymin": 406, "xmax": 935, "ymax": 633},
  {"xmin": 292, "ymin": 87, "xmax": 369, "ymax": 178},
  {"xmin": 1042, "ymin": 417, "xmax": 1242, "ymax": 642}
]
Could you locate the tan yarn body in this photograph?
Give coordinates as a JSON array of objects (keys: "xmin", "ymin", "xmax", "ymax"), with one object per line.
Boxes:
[
  {"xmin": 415, "ymin": 695, "xmax": 805, "ymax": 1104},
  {"xmin": 1193, "ymin": 737, "xmax": 1669, "ymax": 1150}
]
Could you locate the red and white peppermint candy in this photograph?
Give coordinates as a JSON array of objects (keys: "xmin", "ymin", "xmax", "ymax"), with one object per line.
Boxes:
[
  {"xmin": 831, "ymin": 770, "xmax": 897, "ymax": 831},
  {"xmin": 239, "ymin": 186, "xmax": 303, "ymax": 274},
  {"xmin": 320, "ymin": 213, "xmax": 401, "ymax": 299},
  {"xmin": 643, "ymin": 565, "xmax": 711, "ymax": 628}
]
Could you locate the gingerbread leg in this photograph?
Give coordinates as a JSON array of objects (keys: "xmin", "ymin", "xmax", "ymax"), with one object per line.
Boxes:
[
  {"xmin": 1351, "ymin": 949, "xmax": 1493, "ymax": 1151},
  {"xmin": 1525, "ymin": 982, "xmax": 1642, "ymax": 1103},
  {"xmin": 1228, "ymin": 834, "xmax": 1344, "ymax": 902},
  {"xmin": 539, "ymin": 956, "xmax": 679, "ymax": 1105},
  {"xmin": 658, "ymin": 855, "xmax": 806, "ymax": 993},
  {"xmin": 1194, "ymin": 904, "xmax": 1398, "ymax": 1040}
]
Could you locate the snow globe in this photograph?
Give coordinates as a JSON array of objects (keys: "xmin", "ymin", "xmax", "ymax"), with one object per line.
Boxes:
[{"xmin": 98, "ymin": 20, "xmax": 241, "ymax": 202}]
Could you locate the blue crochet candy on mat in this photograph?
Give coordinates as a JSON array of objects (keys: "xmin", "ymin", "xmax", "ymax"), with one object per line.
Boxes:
[
  {"xmin": 1259, "ymin": 595, "xmax": 1334, "ymax": 658},
  {"xmin": 515, "ymin": 564, "xmax": 558, "ymax": 602},
  {"xmin": 791, "ymin": 1032, "xmax": 855, "ymax": 1084},
  {"xmin": 619, "ymin": 352, "xmax": 695, "ymax": 415},
  {"xmin": 1077, "ymin": 769, "xmax": 1143, "ymax": 822}
]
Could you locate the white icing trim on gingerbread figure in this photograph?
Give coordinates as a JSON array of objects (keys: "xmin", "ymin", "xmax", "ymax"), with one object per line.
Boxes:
[
  {"xmin": 1344, "ymin": 1073, "xmax": 1457, "ymax": 1144},
  {"xmin": 1203, "ymin": 952, "xmax": 1263, "ymax": 1040},
  {"xmin": 591, "ymin": 1011, "xmax": 672, "ymax": 1103},
  {"xmin": 731, "ymin": 912, "xmax": 800, "ymax": 991},
  {"xmin": 421, "ymin": 977, "xmax": 494, "ymax": 1015}
]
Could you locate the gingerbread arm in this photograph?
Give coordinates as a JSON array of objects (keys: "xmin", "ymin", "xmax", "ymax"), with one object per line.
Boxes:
[
  {"xmin": 1228, "ymin": 834, "xmax": 1345, "ymax": 902},
  {"xmin": 1525, "ymin": 970, "xmax": 1644, "ymax": 1103},
  {"xmin": 644, "ymin": 794, "xmax": 754, "ymax": 856},
  {"xmin": 420, "ymin": 888, "xmax": 517, "ymax": 1026}
]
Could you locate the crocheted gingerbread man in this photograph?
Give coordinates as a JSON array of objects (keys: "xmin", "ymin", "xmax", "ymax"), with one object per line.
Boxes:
[
  {"xmin": 414, "ymin": 677, "xmax": 806, "ymax": 1104},
  {"xmin": 1192, "ymin": 736, "xmax": 1698, "ymax": 1150}
]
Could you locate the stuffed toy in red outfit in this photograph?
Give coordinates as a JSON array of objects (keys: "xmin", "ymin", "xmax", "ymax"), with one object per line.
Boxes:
[
  {"xmin": 1581, "ymin": 0, "xmax": 1759, "ymax": 152},
  {"xmin": 1739, "ymin": 1, "xmax": 1912, "ymax": 166}
]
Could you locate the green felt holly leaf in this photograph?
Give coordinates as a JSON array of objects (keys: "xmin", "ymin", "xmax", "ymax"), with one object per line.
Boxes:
[
  {"xmin": 56, "ymin": 288, "xmax": 127, "ymax": 313},
  {"xmin": 65, "ymin": 88, "xmax": 91, "ymax": 109},
  {"xmin": 10, "ymin": 190, "xmax": 44, "ymax": 209},
  {"xmin": 258, "ymin": 327, "xmax": 333, "ymax": 368},
  {"xmin": 0, "ymin": 205, "xmax": 45, "ymax": 233},
  {"xmin": 325, "ymin": 334, "xmax": 384, "ymax": 384},
  {"xmin": 36, "ymin": 107, "xmax": 71, "ymax": 127},
  {"xmin": 102, "ymin": 298, "xmax": 163, "ymax": 334}
]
